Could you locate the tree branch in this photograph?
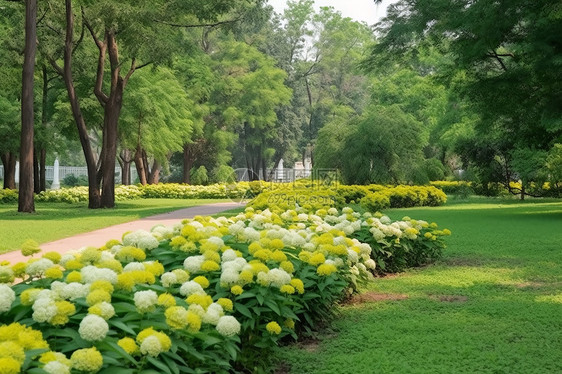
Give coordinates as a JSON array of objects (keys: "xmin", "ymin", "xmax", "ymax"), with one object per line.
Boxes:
[
  {"xmin": 153, "ymin": 18, "xmax": 239, "ymax": 28},
  {"xmin": 83, "ymin": 11, "xmax": 109, "ymax": 105}
]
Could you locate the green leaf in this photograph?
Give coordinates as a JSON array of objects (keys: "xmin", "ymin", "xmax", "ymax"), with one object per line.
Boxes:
[
  {"xmin": 147, "ymin": 356, "xmax": 173, "ymax": 374},
  {"xmin": 264, "ymin": 299, "xmax": 281, "ymax": 315},
  {"xmin": 108, "ymin": 320, "xmax": 137, "ymax": 335},
  {"xmin": 234, "ymin": 302, "xmax": 252, "ymax": 318}
]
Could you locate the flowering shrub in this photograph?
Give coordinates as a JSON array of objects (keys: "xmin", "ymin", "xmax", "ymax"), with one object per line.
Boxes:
[
  {"xmin": 249, "ymin": 185, "xmax": 447, "ymax": 212},
  {"xmin": 0, "ymin": 206, "xmax": 449, "ymax": 373},
  {"xmin": 0, "ymin": 188, "xmax": 18, "ymax": 203},
  {"xmin": 430, "ymin": 181, "xmax": 473, "ymax": 194}
]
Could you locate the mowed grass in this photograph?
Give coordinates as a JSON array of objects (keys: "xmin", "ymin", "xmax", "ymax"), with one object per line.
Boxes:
[
  {"xmin": 278, "ymin": 197, "xmax": 562, "ymax": 373},
  {"xmin": 0, "ymin": 199, "xmax": 228, "ymax": 254}
]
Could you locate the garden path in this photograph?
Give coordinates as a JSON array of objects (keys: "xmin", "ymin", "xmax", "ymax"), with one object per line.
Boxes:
[{"xmin": 0, "ymin": 201, "xmax": 242, "ymax": 265}]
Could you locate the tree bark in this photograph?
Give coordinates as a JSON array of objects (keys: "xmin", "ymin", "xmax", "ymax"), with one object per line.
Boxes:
[
  {"xmin": 148, "ymin": 159, "xmax": 161, "ymax": 185},
  {"xmin": 19, "ymin": 0, "xmax": 37, "ymax": 213},
  {"xmin": 33, "ymin": 148, "xmax": 40, "ymax": 193},
  {"xmin": 182, "ymin": 143, "xmax": 195, "ymax": 184},
  {"xmin": 59, "ymin": 0, "xmax": 101, "ymax": 208},
  {"xmin": 119, "ymin": 149, "xmax": 132, "ymax": 185},
  {"xmin": 1, "ymin": 153, "xmax": 17, "ymax": 189},
  {"xmin": 39, "ymin": 65, "xmax": 48, "ymax": 192},
  {"xmin": 134, "ymin": 146, "xmax": 148, "ymax": 185}
]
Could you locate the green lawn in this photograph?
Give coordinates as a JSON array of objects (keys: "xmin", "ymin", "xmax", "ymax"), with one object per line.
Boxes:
[
  {"xmin": 278, "ymin": 197, "xmax": 562, "ymax": 373},
  {"xmin": 0, "ymin": 199, "xmax": 228, "ymax": 254}
]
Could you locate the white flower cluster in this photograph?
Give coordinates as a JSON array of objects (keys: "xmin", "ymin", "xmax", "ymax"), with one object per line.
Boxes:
[
  {"xmin": 81, "ymin": 266, "xmax": 118, "ymax": 284},
  {"xmin": 26, "ymin": 258, "xmax": 54, "ymax": 277},
  {"xmin": 79, "ymin": 314, "xmax": 109, "ymax": 341},
  {"xmin": 134, "ymin": 290, "xmax": 158, "ymax": 312},
  {"xmin": 0, "ymin": 284, "xmax": 15, "ymax": 312},
  {"xmin": 123, "ymin": 230, "xmax": 159, "ymax": 250},
  {"xmin": 257, "ymin": 268, "xmax": 291, "ymax": 288},
  {"xmin": 179, "ymin": 281, "xmax": 205, "ymax": 297},
  {"xmin": 216, "ymin": 315, "xmax": 241, "ymax": 337}
]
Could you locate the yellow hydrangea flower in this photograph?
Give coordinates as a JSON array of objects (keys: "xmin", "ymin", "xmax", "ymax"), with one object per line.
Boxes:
[
  {"xmin": 192, "ymin": 276, "xmax": 210, "ymax": 289},
  {"xmin": 117, "ymin": 337, "xmax": 139, "ymax": 355},
  {"xmin": 230, "ymin": 285, "xmax": 244, "ymax": 295},
  {"xmin": 266, "ymin": 321, "xmax": 281, "ymax": 335},
  {"xmin": 157, "ymin": 293, "xmax": 176, "ymax": 308},
  {"xmin": 65, "ymin": 271, "xmax": 82, "ymax": 283},
  {"xmin": 70, "ymin": 347, "xmax": 103, "ymax": 372},
  {"xmin": 317, "ymin": 263, "xmax": 337, "ymax": 276},
  {"xmin": 200, "ymin": 261, "xmax": 220, "ymax": 272},
  {"xmin": 90, "ymin": 280, "xmax": 114, "ymax": 294},
  {"xmin": 42, "ymin": 252, "xmax": 62, "ymax": 264},
  {"xmin": 280, "ymin": 285, "xmax": 295, "ymax": 294},
  {"xmin": 86, "ymin": 290, "xmax": 111, "ymax": 306},
  {"xmin": 217, "ymin": 298, "xmax": 233, "ymax": 311},
  {"xmin": 0, "ymin": 341, "xmax": 25, "ymax": 364},
  {"xmin": 290, "ymin": 278, "xmax": 305, "ymax": 294},
  {"xmin": 0, "ymin": 357, "xmax": 20, "ymax": 374}
]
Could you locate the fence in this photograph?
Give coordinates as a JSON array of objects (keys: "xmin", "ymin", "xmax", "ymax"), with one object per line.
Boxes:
[
  {"xmin": 0, "ymin": 165, "xmax": 311, "ymax": 185},
  {"xmin": 0, "ymin": 165, "xmax": 139, "ymax": 185}
]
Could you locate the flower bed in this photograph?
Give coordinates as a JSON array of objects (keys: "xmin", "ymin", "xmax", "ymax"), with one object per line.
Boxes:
[{"xmin": 0, "ymin": 206, "xmax": 449, "ymax": 373}]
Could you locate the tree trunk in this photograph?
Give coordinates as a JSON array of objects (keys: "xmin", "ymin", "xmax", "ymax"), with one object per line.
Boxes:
[
  {"xmin": 520, "ymin": 184, "xmax": 525, "ymax": 200},
  {"xmin": 19, "ymin": 0, "xmax": 37, "ymax": 213},
  {"xmin": 148, "ymin": 159, "xmax": 161, "ymax": 185},
  {"xmin": 40, "ymin": 65, "xmax": 48, "ymax": 192},
  {"xmin": 1, "ymin": 153, "xmax": 17, "ymax": 189},
  {"xmin": 33, "ymin": 148, "xmax": 40, "ymax": 193},
  {"xmin": 119, "ymin": 149, "xmax": 132, "ymax": 185},
  {"xmin": 134, "ymin": 147, "xmax": 148, "ymax": 185},
  {"xmin": 99, "ymin": 32, "xmax": 126, "ymax": 209},
  {"xmin": 183, "ymin": 143, "xmax": 195, "ymax": 184},
  {"xmin": 60, "ymin": 0, "xmax": 101, "ymax": 209}
]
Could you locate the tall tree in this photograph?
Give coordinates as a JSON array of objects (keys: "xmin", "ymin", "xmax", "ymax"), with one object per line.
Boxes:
[{"xmin": 18, "ymin": 0, "xmax": 37, "ymax": 212}]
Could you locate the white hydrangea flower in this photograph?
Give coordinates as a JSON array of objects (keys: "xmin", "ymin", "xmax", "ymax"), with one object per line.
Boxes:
[
  {"xmin": 140, "ymin": 335, "xmax": 162, "ymax": 357},
  {"xmin": 160, "ymin": 272, "xmax": 178, "ymax": 288},
  {"xmin": 94, "ymin": 301, "xmax": 115, "ymax": 320},
  {"xmin": 216, "ymin": 316, "xmax": 241, "ymax": 337},
  {"xmin": 243, "ymin": 227, "xmax": 261, "ymax": 242},
  {"xmin": 327, "ymin": 208, "xmax": 338, "ymax": 215},
  {"xmin": 221, "ymin": 249, "xmax": 238, "ymax": 262},
  {"xmin": 202, "ymin": 303, "xmax": 223, "ymax": 325},
  {"xmin": 134, "ymin": 290, "xmax": 158, "ymax": 312},
  {"xmin": 43, "ymin": 360, "xmax": 70, "ymax": 374},
  {"xmin": 32, "ymin": 298, "xmax": 57, "ymax": 323},
  {"xmin": 188, "ymin": 304, "xmax": 205, "ymax": 318},
  {"xmin": 370, "ymin": 227, "xmax": 386, "ymax": 241},
  {"xmin": 365, "ymin": 259, "xmax": 377, "ymax": 270},
  {"xmin": 220, "ymin": 269, "xmax": 240, "ymax": 286},
  {"xmin": 265, "ymin": 268, "xmax": 292, "ymax": 288},
  {"xmin": 207, "ymin": 236, "xmax": 225, "ymax": 249},
  {"xmin": 151, "ymin": 225, "xmax": 174, "ymax": 240},
  {"xmin": 380, "ymin": 216, "xmax": 391, "ymax": 224},
  {"xmin": 100, "ymin": 251, "xmax": 115, "ymax": 261},
  {"xmin": 59, "ymin": 282, "xmax": 90, "ymax": 300},
  {"xmin": 184, "ymin": 255, "xmax": 205, "ymax": 273},
  {"xmin": 50, "ymin": 281, "xmax": 66, "ymax": 295},
  {"xmin": 81, "ymin": 266, "xmax": 118, "ymax": 284},
  {"xmin": 0, "ymin": 284, "xmax": 15, "ymax": 312},
  {"xmin": 123, "ymin": 262, "xmax": 146, "ymax": 272},
  {"xmin": 123, "ymin": 230, "xmax": 159, "ymax": 250},
  {"xmin": 228, "ymin": 222, "xmax": 245, "ymax": 235},
  {"xmin": 26, "ymin": 258, "xmax": 54, "ymax": 277},
  {"xmin": 179, "ymin": 281, "xmax": 205, "ymax": 297},
  {"xmin": 347, "ymin": 250, "xmax": 359, "ymax": 263},
  {"xmin": 59, "ymin": 254, "xmax": 76, "ymax": 267},
  {"xmin": 79, "ymin": 314, "xmax": 109, "ymax": 341}
]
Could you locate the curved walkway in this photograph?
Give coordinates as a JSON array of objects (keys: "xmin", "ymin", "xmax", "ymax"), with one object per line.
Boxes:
[{"xmin": 0, "ymin": 202, "xmax": 243, "ymax": 265}]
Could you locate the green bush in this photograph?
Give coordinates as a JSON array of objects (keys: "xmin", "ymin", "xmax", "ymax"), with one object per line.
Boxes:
[
  {"xmin": 0, "ymin": 188, "xmax": 18, "ymax": 203},
  {"xmin": 360, "ymin": 192, "xmax": 390, "ymax": 211},
  {"xmin": 1, "ymin": 206, "xmax": 409, "ymax": 373}
]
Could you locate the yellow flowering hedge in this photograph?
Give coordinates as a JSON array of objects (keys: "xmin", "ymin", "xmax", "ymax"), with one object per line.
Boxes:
[{"xmin": 0, "ymin": 206, "xmax": 449, "ymax": 372}]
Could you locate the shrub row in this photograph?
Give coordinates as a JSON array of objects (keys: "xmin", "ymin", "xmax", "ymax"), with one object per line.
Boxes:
[
  {"xmin": 248, "ymin": 185, "xmax": 447, "ymax": 212},
  {"xmin": 0, "ymin": 206, "xmax": 449, "ymax": 373}
]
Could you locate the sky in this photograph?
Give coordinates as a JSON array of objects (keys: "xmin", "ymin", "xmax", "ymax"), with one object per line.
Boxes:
[{"xmin": 267, "ymin": 0, "xmax": 397, "ymax": 25}]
